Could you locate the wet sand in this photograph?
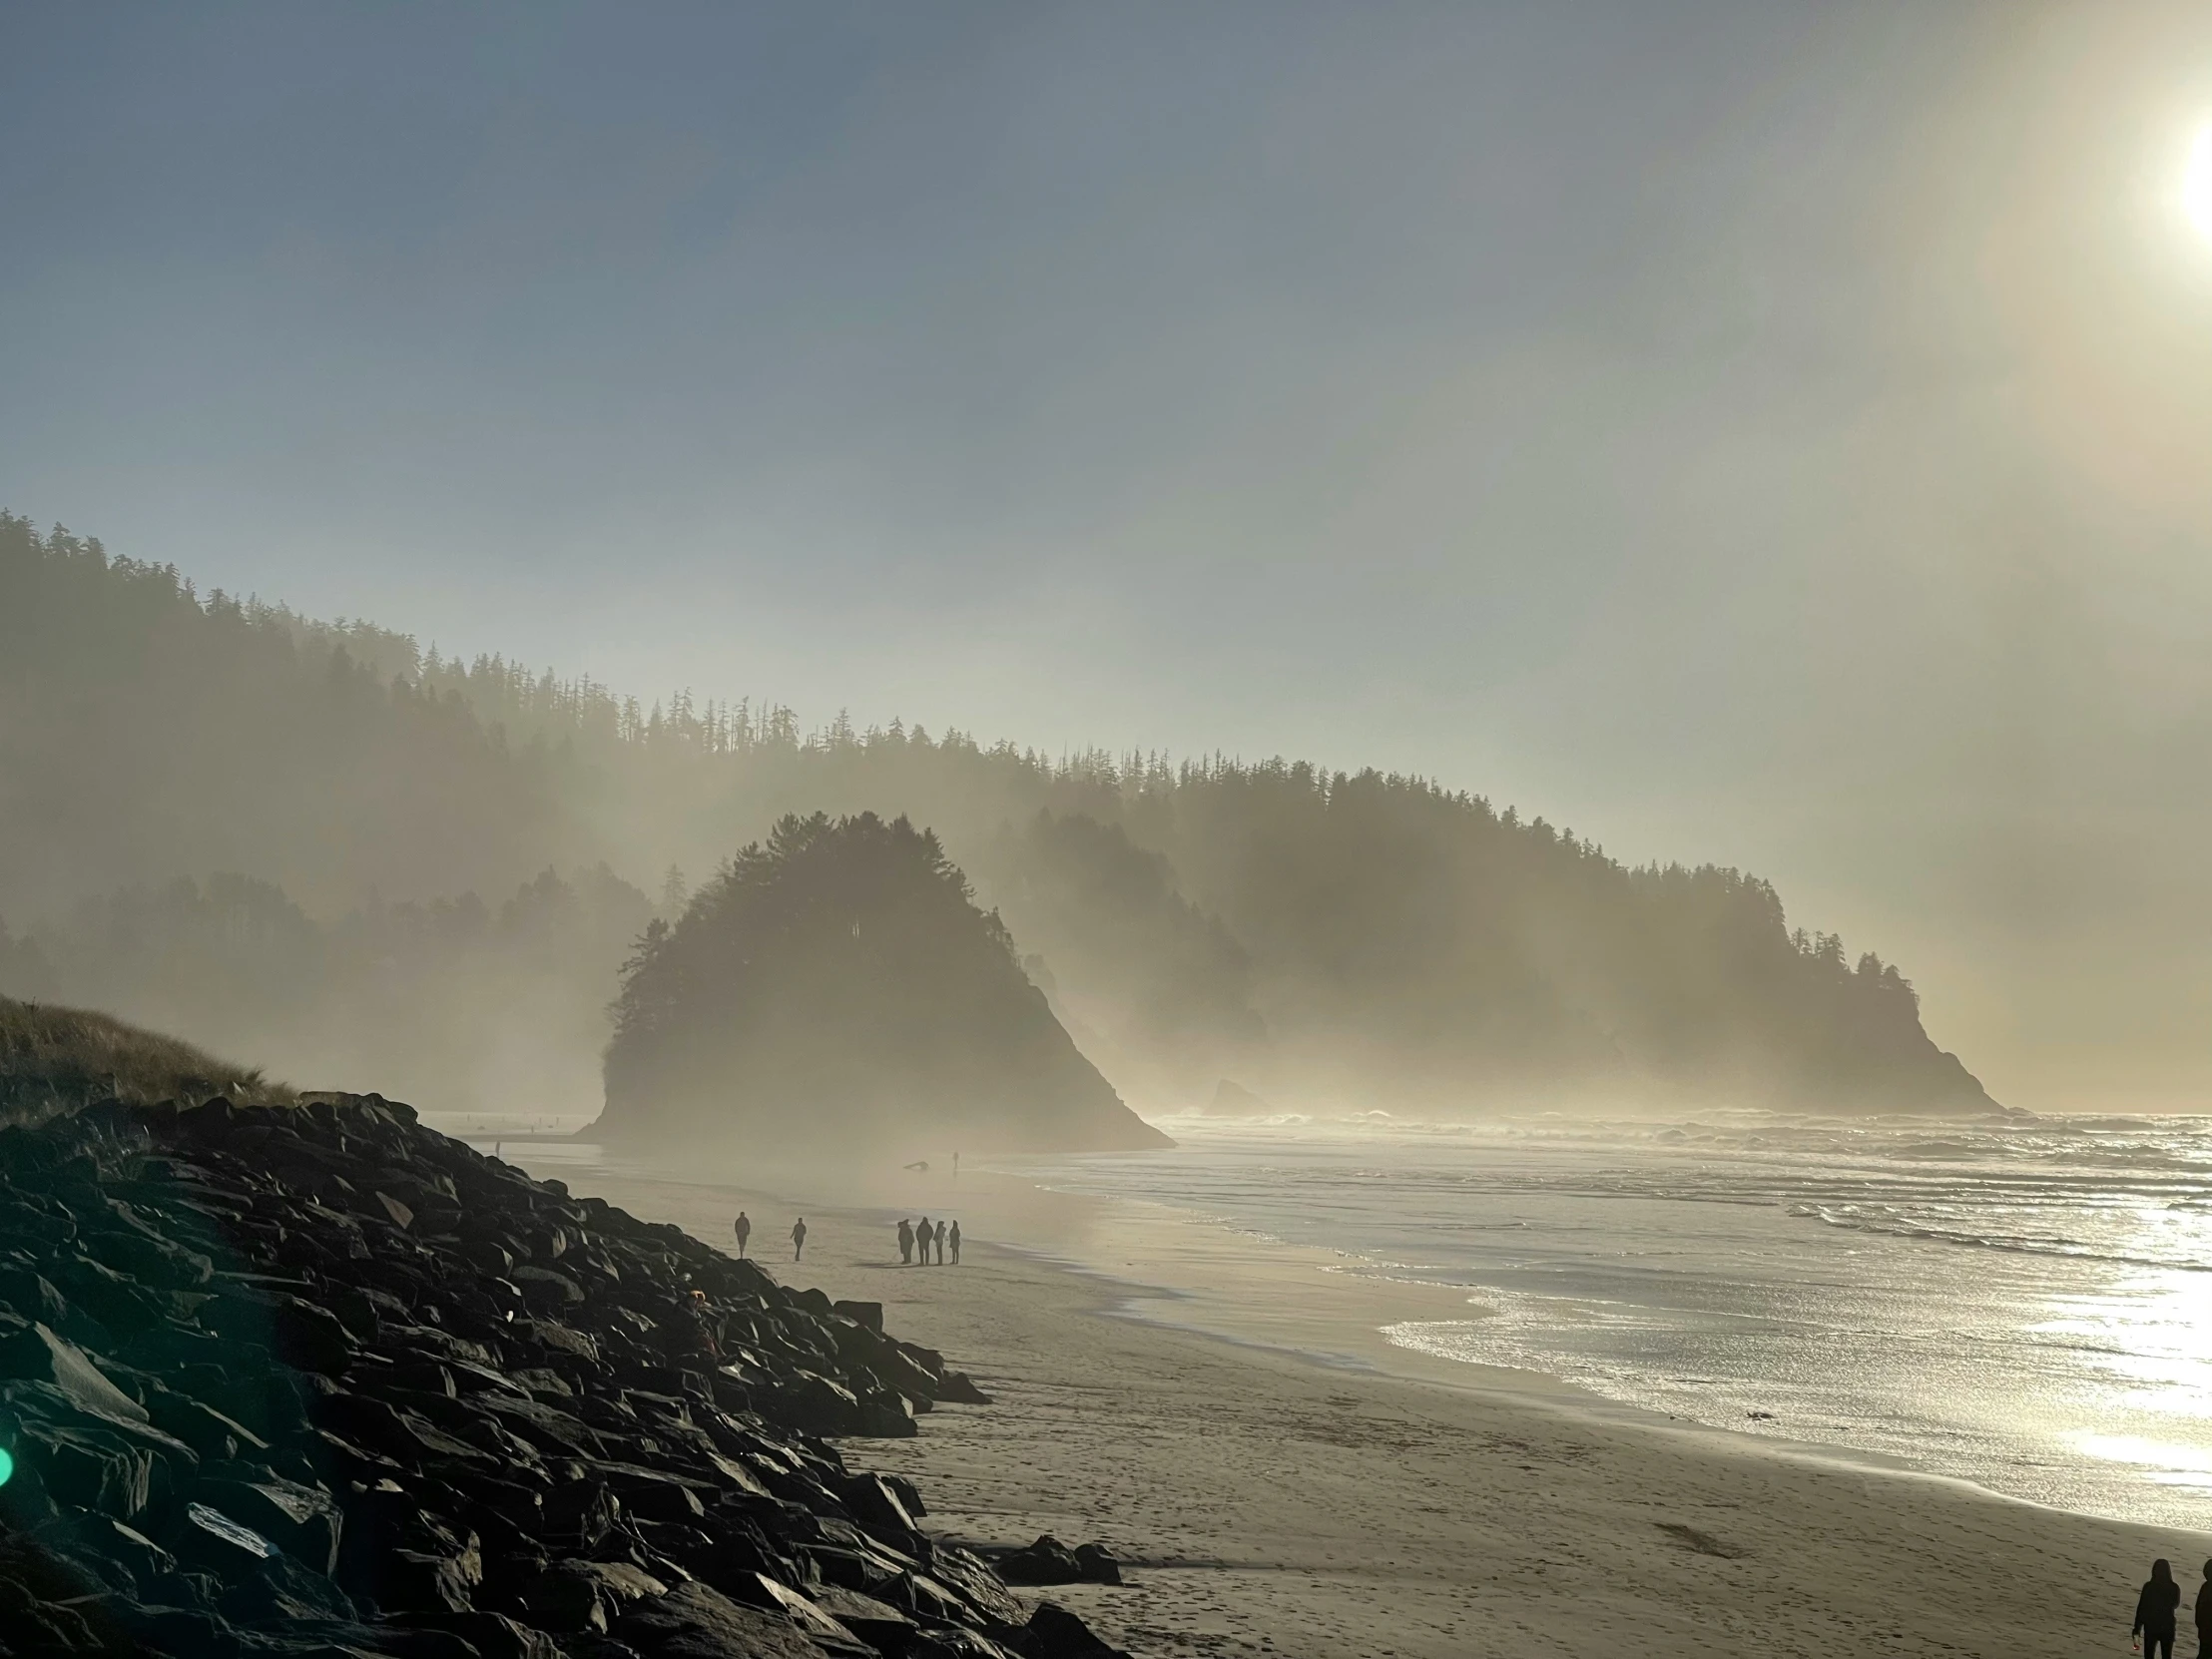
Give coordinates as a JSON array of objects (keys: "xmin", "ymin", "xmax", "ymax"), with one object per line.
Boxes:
[{"xmin": 511, "ymin": 1151, "xmax": 2204, "ymax": 1659}]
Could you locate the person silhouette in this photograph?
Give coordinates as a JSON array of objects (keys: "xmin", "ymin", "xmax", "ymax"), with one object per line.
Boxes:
[
  {"xmin": 790, "ymin": 1217, "xmax": 808, "ymax": 1262},
  {"xmin": 949, "ymin": 1221, "xmax": 961, "ymax": 1265},
  {"xmin": 2136, "ymin": 1557, "xmax": 2181, "ymax": 1659},
  {"xmin": 915, "ymin": 1217, "xmax": 931, "ymax": 1266},
  {"xmin": 733, "ymin": 1210, "xmax": 752, "ymax": 1259},
  {"xmin": 897, "ymin": 1218, "xmax": 914, "ymax": 1265},
  {"xmin": 933, "ymin": 1218, "xmax": 947, "ymax": 1265},
  {"xmin": 2195, "ymin": 1559, "xmax": 2212, "ymax": 1659}
]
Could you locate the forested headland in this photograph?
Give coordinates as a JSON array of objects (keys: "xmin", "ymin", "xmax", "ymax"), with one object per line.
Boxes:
[
  {"xmin": 599, "ymin": 812, "xmax": 1168, "ymax": 1153},
  {"xmin": 0, "ymin": 513, "xmax": 1995, "ymax": 1120}
]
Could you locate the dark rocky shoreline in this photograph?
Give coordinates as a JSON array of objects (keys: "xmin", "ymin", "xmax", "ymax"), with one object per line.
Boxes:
[{"xmin": 0, "ymin": 1093, "xmax": 1130, "ymax": 1658}]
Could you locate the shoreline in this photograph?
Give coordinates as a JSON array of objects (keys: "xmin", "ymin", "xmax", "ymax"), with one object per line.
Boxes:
[
  {"xmin": 485, "ymin": 1137, "xmax": 2210, "ymax": 1658},
  {"xmin": 494, "ymin": 1138, "xmax": 2122, "ymax": 1518}
]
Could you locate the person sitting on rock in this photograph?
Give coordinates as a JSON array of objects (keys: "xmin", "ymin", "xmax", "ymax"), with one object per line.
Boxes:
[
  {"xmin": 685, "ymin": 1288, "xmax": 722, "ymax": 1359},
  {"xmin": 949, "ymin": 1221, "xmax": 961, "ymax": 1265},
  {"xmin": 915, "ymin": 1216, "xmax": 931, "ymax": 1265},
  {"xmin": 791, "ymin": 1216, "xmax": 808, "ymax": 1262},
  {"xmin": 897, "ymin": 1217, "xmax": 914, "ymax": 1264},
  {"xmin": 934, "ymin": 1218, "xmax": 948, "ymax": 1265},
  {"xmin": 734, "ymin": 1210, "xmax": 752, "ymax": 1258}
]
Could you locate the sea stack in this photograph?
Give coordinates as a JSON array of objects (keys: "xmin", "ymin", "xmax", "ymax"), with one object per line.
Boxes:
[{"xmin": 594, "ymin": 813, "xmax": 1171, "ymax": 1157}]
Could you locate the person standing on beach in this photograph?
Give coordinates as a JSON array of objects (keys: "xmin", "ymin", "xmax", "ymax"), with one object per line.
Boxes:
[
  {"xmin": 897, "ymin": 1218, "xmax": 914, "ymax": 1264},
  {"xmin": 949, "ymin": 1221, "xmax": 961, "ymax": 1265},
  {"xmin": 2193, "ymin": 1559, "xmax": 2212, "ymax": 1659},
  {"xmin": 915, "ymin": 1217, "xmax": 931, "ymax": 1265},
  {"xmin": 791, "ymin": 1217, "xmax": 808, "ymax": 1262},
  {"xmin": 933, "ymin": 1218, "xmax": 948, "ymax": 1265},
  {"xmin": 2135, "ymin": 1558, "xmax": 2181, "ymax": 1658},
  {"xmin": 733, "ymin": 1211, "xmax": 752, "ymax": 1259}
]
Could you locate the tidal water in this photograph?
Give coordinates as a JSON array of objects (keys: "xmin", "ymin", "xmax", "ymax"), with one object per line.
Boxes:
[{"xmin": 1015, "ymin": 1111, "xmax": 2212, "ymax": 1531}]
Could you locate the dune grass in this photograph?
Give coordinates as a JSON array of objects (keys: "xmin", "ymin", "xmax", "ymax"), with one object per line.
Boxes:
[{"xmin": 0, "ymin": 996, "xmax": 290, "ymax": 1125}]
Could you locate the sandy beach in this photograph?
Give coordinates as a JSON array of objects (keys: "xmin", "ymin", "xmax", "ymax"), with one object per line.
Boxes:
[{"xmin": 507, "ymin": 1149, "xmax": 2207, "ymax": 1659}]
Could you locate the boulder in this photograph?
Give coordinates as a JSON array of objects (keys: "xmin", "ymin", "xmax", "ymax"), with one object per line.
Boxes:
[
  {"xmin": 517, "ymin": 1559, "xmax": 668, "ymax": 1634},
  {"xmin": 1019, "ymin": 1603, "xmax": 1131, "ymax": 1658},
  {"xmin": 196, "ymin": 1472, "xmax": 345, "ymax": 1574},
  {"xmin": 992, "ymin": 1537, "xmax": 1082, "ymax": 1586},
  {"xmin": 619, "ymin": 1578, "xmax": 867, "ymax": 1658},
  {"xmin": 394, "ymin": 1609, "xmax": 568, "ymax": 1659},
  {"xmin": 1072, "ymin": 1544, "xmax": 1122, "ymax": 1587}
]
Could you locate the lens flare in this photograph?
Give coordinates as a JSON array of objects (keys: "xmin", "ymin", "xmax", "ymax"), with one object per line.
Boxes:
[
  {"xmin": 2187, "ymin": 123, "xmax": 2212, "ymax": 243},
  {"xmin": 0, "ymin": 1445, "xmax": 13, "ymax": 1487}
]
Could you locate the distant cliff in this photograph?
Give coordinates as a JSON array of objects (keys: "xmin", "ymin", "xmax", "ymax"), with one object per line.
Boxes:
[{"xmin": 594, "ymin": 812, "xmax": 1170, "ymax": 1155}]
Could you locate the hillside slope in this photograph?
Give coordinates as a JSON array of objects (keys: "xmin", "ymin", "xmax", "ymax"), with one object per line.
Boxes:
[{"xmin": 0, "ymin": 514, "xmax": 1994, "ymax": 1116}]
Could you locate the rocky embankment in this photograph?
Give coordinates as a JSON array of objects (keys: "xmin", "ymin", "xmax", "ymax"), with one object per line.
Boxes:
[{"xmin": 0, "ymin": 1094, "xmax": 1130, "ymax": 1658}]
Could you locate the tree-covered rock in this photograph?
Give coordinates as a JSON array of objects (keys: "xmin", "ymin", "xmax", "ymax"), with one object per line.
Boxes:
[{"xmin": 597, "ymin": 814, "xmax": 1169, "ymax": 1155}]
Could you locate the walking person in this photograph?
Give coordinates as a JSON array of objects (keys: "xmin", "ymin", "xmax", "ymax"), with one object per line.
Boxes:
[
  {"xmin": 915, "ymin": 1217, "xmax": 931, "ymax": 1266},
  {"xmin": 733, "ymin": 1210, "xmax": 752, "ymax": 1259},
  {"xmin": 2136, "ymin": 1557, "xmax": 2182, "ymax": 1659},
  {"xmin": 791, "ymin": 1217, "xmax": 808, "ymax": 1262},
  {"xmin": 949, "ymin": 1221, "xmax": 961, "ymax": 1265},
  {"xmin": 897, "ymin": 1218, "xmax": 914, "ymax": 1265},
  {"xmin": 933, "ymin": 1218, "xmax": 948, "ymax": 1265}
]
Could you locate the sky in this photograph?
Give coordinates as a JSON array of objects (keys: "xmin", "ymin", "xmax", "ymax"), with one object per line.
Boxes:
[{"xmin": 4, "ymin": 1, "xmax": 2212, "ymax": 1109}]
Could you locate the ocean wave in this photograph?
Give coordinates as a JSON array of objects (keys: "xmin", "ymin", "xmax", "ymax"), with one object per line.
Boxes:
[{"xmin": 1787, "ymin": 1204, "xmax": 2210, "ymax": 1272}]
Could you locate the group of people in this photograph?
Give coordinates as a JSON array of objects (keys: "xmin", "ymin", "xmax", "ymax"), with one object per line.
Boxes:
[
  {"xmin": 900, "ymin": 1216, "xmax": 958, "ymax": 1265},
  {"xmin": 2131, "ymin": 1558, "xmax": 2212, "ymax": 1658},
  {"xmin": 728, "ymin": 1208, "xmax": 962, "ymax": 1267}
]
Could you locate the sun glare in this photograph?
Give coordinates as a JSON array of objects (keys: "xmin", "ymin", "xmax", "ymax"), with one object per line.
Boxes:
[{"xmin": 2187, "ymin": 122, "xmax": 2212, "ymax": 243}]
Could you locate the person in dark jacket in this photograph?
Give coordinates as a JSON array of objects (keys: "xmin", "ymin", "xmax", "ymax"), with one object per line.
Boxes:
[
  {"xmin": 2194, "ymin": 1558, "xmax": 2212, "ymax": 1658},
  {"xmin": 2136, "ymin": 1557, "xmax": 2181, "ymax": 1658}
]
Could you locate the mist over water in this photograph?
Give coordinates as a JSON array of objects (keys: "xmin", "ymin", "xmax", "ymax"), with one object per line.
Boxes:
[{"xmin": 1013, "ymin": 1112, "xmax": 2212, "ymax": 1530}]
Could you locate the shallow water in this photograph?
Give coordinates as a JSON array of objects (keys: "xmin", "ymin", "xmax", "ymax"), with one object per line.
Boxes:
[{"xmin": 1010, "ymin": 1111, "xmax": 2212, "ymax": 1531}]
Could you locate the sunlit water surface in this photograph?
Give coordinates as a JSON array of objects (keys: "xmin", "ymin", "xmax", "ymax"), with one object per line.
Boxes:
[{"xmin": 1011, "ymin": 1111, "xmax": 2212, "ymax": 1531}]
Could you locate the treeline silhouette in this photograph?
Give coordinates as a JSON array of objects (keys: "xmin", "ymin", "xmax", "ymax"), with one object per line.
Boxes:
[
  {"xmin": 0, "ymin": 857, "xmax": 649, "ymax": 1119},
  {"xmin": 0, "ymin": 513, "xmax": 1992, "ymax": 1114},
  {"xmin": 601, "ymin": 812, "xmax": 1165, "ymax": 1153}
]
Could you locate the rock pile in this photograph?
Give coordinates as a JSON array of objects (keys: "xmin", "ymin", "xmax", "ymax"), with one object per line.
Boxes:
[{"xmin": 0, "ymin": 1093, "xmax": 1131, "ymax": 1658}]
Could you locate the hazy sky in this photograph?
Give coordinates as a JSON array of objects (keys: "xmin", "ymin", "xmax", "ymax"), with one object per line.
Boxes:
[{"xmin": 5, "ymin": 2, "xmax": 2211, "ymax": 1108}]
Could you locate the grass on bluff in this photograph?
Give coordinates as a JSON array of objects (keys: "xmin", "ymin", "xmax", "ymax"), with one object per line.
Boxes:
[{"xmin": 0, "ymin": 996, "xmax": 290, "ymax": 1125}]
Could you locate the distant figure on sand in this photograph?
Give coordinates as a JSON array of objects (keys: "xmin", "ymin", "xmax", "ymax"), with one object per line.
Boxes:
[
  {"xmin": 949, "ymin": 1221, "xmax": 961, "ymax": 1265},
  {"xmin": 2135, "ymin": 1557, "xmax": 2181, "ymax": 1659},
  {"xmin": 934, "ymin": 1219, "xmax": 948, "ymax": 1265},
  {"xmin": 897, "ymin": 1218, "xmax": 914, "ymax": 1264},
  {"xmin": 733, "ymin": 1210, "xmax": 752, "ymax": 1258},
  {"xmin": 915, "ymin": 1217, "xmax": 931, "ymax": 1266},
  {"xmin": 791, "ymin": 1217, "xmax": 808, "ymax": 1262}
]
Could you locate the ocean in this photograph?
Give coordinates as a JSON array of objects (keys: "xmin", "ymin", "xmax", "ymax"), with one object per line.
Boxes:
[{"xmin": 1011, "ymin": 1110, "xmax": 2212, "ymax": 1532}]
